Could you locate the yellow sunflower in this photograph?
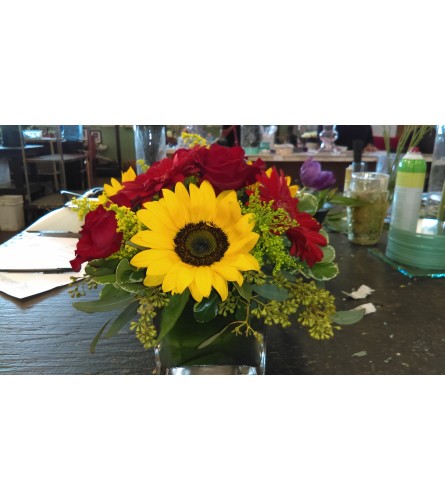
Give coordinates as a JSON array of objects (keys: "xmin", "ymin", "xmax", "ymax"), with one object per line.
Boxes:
[
  {"xmin": 130, "ymin": 180, "xmax": 260, "ymax": 302},
  {"xmin": 98, "ymin": 166, "xmax": 137, "ymax": 204}
]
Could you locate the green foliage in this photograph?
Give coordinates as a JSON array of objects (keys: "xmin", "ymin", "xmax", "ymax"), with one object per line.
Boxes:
[
  {"xmin": 251, "ymin": 283, "xmax": 289, "ymax": 302},
  {"xmin": 332, "ymin": 309, "xmax": 366, "ymax": 325},
  {"xmin": 159, "ymin": 290, "xmax": 190, "ymax": 340},
  {"xmin": 297, "ymin": 192, "xmax": 318, "ymax": 214},
  {"xmin": 193, "ymin": 291, "xmax": 220, "ymax": 323},
  {"xmin": 242, "ymin": 189, "xmax": 301, "ymax": 273},
  {"xmin": 73, "ymin": 284, "xmax": 135, "ymax": 313}
]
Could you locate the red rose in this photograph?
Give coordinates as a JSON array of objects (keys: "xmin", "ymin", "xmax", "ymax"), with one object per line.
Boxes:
[
  {"xmin": 70, "ymin": 205, "xmax": 123, "ymax": 271},
  {"xmin": 195, "ymin": 143, "xmax": 265, "ymax": 193}
]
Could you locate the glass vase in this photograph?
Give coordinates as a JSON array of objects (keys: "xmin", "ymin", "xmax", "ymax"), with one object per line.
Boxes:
[
  {"xmin": 133, "ymin": 125, "xmax": 167, "ymax": 172},
  {"xmin": 318, "ymin": 125, "xmax": 339, "ymax": 153},
  {"xmin": 154, "ymin": 300, "xmax": 266, "ymax": 375}
]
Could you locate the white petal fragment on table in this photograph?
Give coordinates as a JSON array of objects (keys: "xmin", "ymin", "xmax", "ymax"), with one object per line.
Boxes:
[
  {"xmin": 342, "ymin": 284, "xmax": 375, "ymax": 300},
  {"xmin": 351, "ymin": 302, "xmax": 377, "ymax": 315}
]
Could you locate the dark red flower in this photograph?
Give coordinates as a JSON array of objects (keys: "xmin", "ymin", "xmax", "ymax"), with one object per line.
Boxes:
[
  {"xmin": 286, "ymin": 214, "xmax": 327, "ymax": 267},
  {"xmin": 110, "ymin": 147, "xmax": 201, "ymax": 208},
  {"xmin": 254, "ymin": 168, "xmax": 299, "ymax": 215},
  {"xmin": 254, "ymin": 166, "xmax": 327, "ymax": 267},
  {"xmin": 70, "ymin": 205, "xmax": 123, "ymax": 272},
  {"xmin": 195, "ymin": 143, "xmax": 265, "ymax": 193}
]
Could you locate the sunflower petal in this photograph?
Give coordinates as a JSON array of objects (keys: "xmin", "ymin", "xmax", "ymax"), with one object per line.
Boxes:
[
  {"xmin": 131, "ymin": 229, "xmax": 174, "ymax": 250},
  {"xmin": 137, "ymin": 204, "xmax": 177, "ymax": 233},
  {"xmin": 143, "ymin": 274, "xmax": 165, "ymax": 287},
  {"xmin": 226, "ymin": 232, "xmax": 259, "ymax": 255},
  {"xmin": 194, "ymin": 266, "xmax": 213, "ymax": 298},
  {"xmin": 131, "ymin": 249, "xmax": 177, "ymax": 269},
  {"xmin": 145, "ymin": 253, "xmax": 180, "ymax": 275},
  {"xmin": 223, "ymin": 253, "xmax": 260, "ymax": 271},
  {"xmin": 174, "ymin": 263, "xmax": 196, "ymax": 293},
  {"xmin": 212, "ymin": 261, "xmax": 244, "ymax": 286},
  {"xmin": 174, "ymin": 182, "xmax": 191, "ymax": 220},
  {"xmin": 189, "ymin": 281, "xmax": 204, "ymax": 302},
  {"xmin": 161, "ymin": 271, "xmax": 177, "ymax": 293},
  {"xmin": 162, "ymin": 188, "xmax": 188, "ymax": 228},
  {"xmin": 210, "ymin": 270, "xmax": 229, "ymax": 301}
]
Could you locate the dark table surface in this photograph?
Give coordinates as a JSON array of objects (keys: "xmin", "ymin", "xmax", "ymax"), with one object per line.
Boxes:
[{"xmin": 1, "ymin": 231, "xmax": 444, "ymax": 375}]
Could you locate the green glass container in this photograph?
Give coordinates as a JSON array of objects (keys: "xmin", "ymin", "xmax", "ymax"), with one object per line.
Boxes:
[{"xmin": 386, "ymin": 218, "xmax": 445, "ymax": 271}]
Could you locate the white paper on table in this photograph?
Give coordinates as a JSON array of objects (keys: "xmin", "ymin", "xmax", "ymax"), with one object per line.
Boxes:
[
  {"xmin": 0, "ymin": 232, "xmax": 79, "ymax": 272},
  {"xmin": 0, "ymin": 269, "xmax": 84, "ymax": 299},
  {"xmin": 0, "ymin": 206, "xmax": 86, "ymax": 298}
]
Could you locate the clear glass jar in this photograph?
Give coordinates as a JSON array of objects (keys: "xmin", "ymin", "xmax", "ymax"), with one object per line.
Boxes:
[{"xmin": 426, "ymin": 125, "xmax": 445, "ymax": 217}]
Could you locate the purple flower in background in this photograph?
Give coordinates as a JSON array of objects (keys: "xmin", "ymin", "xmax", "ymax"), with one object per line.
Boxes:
[{"xmin": 300, "ymin": 158, "xmax": 336, "ymax": 190}]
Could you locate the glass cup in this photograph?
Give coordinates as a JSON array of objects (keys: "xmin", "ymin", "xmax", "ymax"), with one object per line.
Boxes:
[{"xmin": 346, "ymin": 172, "xmax": 389, "ymax": 245}]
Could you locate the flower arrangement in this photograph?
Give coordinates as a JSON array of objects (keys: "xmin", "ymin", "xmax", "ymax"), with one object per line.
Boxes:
[{"xmin": 68, "ymin": 135, "xmax": 362, "ymax": 368}]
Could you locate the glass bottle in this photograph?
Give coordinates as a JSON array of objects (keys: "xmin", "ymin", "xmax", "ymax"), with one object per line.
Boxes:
[
  {"xmin": 240, "ymin": 125, "xmax": 261, "ymax": 153},
  {"xmin": 390, "ymin": 148, "xmax": 426, "ymax": 232},
  {"xmin": 426, "ymin": 125, "xmax": 445, "ymax": 218}
]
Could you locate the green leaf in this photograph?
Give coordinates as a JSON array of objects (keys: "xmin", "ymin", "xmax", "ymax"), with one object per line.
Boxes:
[
  {"xmin": 115, "ymin": 258, "xmax": 136, "ymax": 284},
  {"xmin": 193, "ymin": 291, "xmax": 220, "ymax": 323},
  {"xmin": 118, "ymin": 282, "xmax": 147, "ymax": 293},
  {"xmin": 320, "ymin": 244, "xmax": 336, "ymax": 264},
  {"xmin": 234, "ymin": 281, "xmax": 252, "ymax": 301},
  {"xmin": 73, "ymin": 284, "xmax": 134, "ymax": 313},
  {"xmin": 91, "ymin": 274, "xmax": 116, "ymax": 284},
  {"xmin": 90, "ymin": 320, "xmax": 111, "ymax": 353},
  {"xmin": 86, "ymin": 258, "xmax": 120, "ymax": 276},
  {"xmin": 297, "ymin": 192, "xmax": 318, "ymax": 214},
  {"xmin": 159, "ymin": 290, "xmax": 190, "ymax": 340},
  {"xmin": 332, "ymin": 309, "xmax": 366, "ymax": 325},
  {"xmin": 197, "ymin": 322, "xmax": 236, "ymax": 349},
  {"xmin": 104, "ymin": 300, "xmax": 139, "ymax": 338},
  {"xmin": 130, "ymin": 268, "xmax": 146, "ymax": 282},
  {"xmin": 279, "ymin": 269, "xmax": 297, "ymax": 282},
  {"xmin": 330, "ymin": 194, "xmax": 366, "ymax": 207},
  {"xmin": 251, "ymin": 283, "xmax": 289, "ymax": 301},
  {"xmin": 110, "ymin": 259, "xmax": 146, "ymax": 292},
  {"xmin": 324, "ymin": 210, "xmax": 348, "ymax": 233},
  {"xmin": 301, "ymin": 262, "xmax": 339, "ymax": 281}
]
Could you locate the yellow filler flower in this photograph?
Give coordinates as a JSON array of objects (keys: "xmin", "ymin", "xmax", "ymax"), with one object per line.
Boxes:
[{"xmin": 130, "ymin": 180, "xmax": 260, "ymax": 302}]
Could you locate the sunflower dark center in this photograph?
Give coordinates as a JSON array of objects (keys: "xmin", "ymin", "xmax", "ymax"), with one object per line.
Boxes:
[{"xmin": 174, "ymin": 221, "xmax": 229, "ymax": 266}]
